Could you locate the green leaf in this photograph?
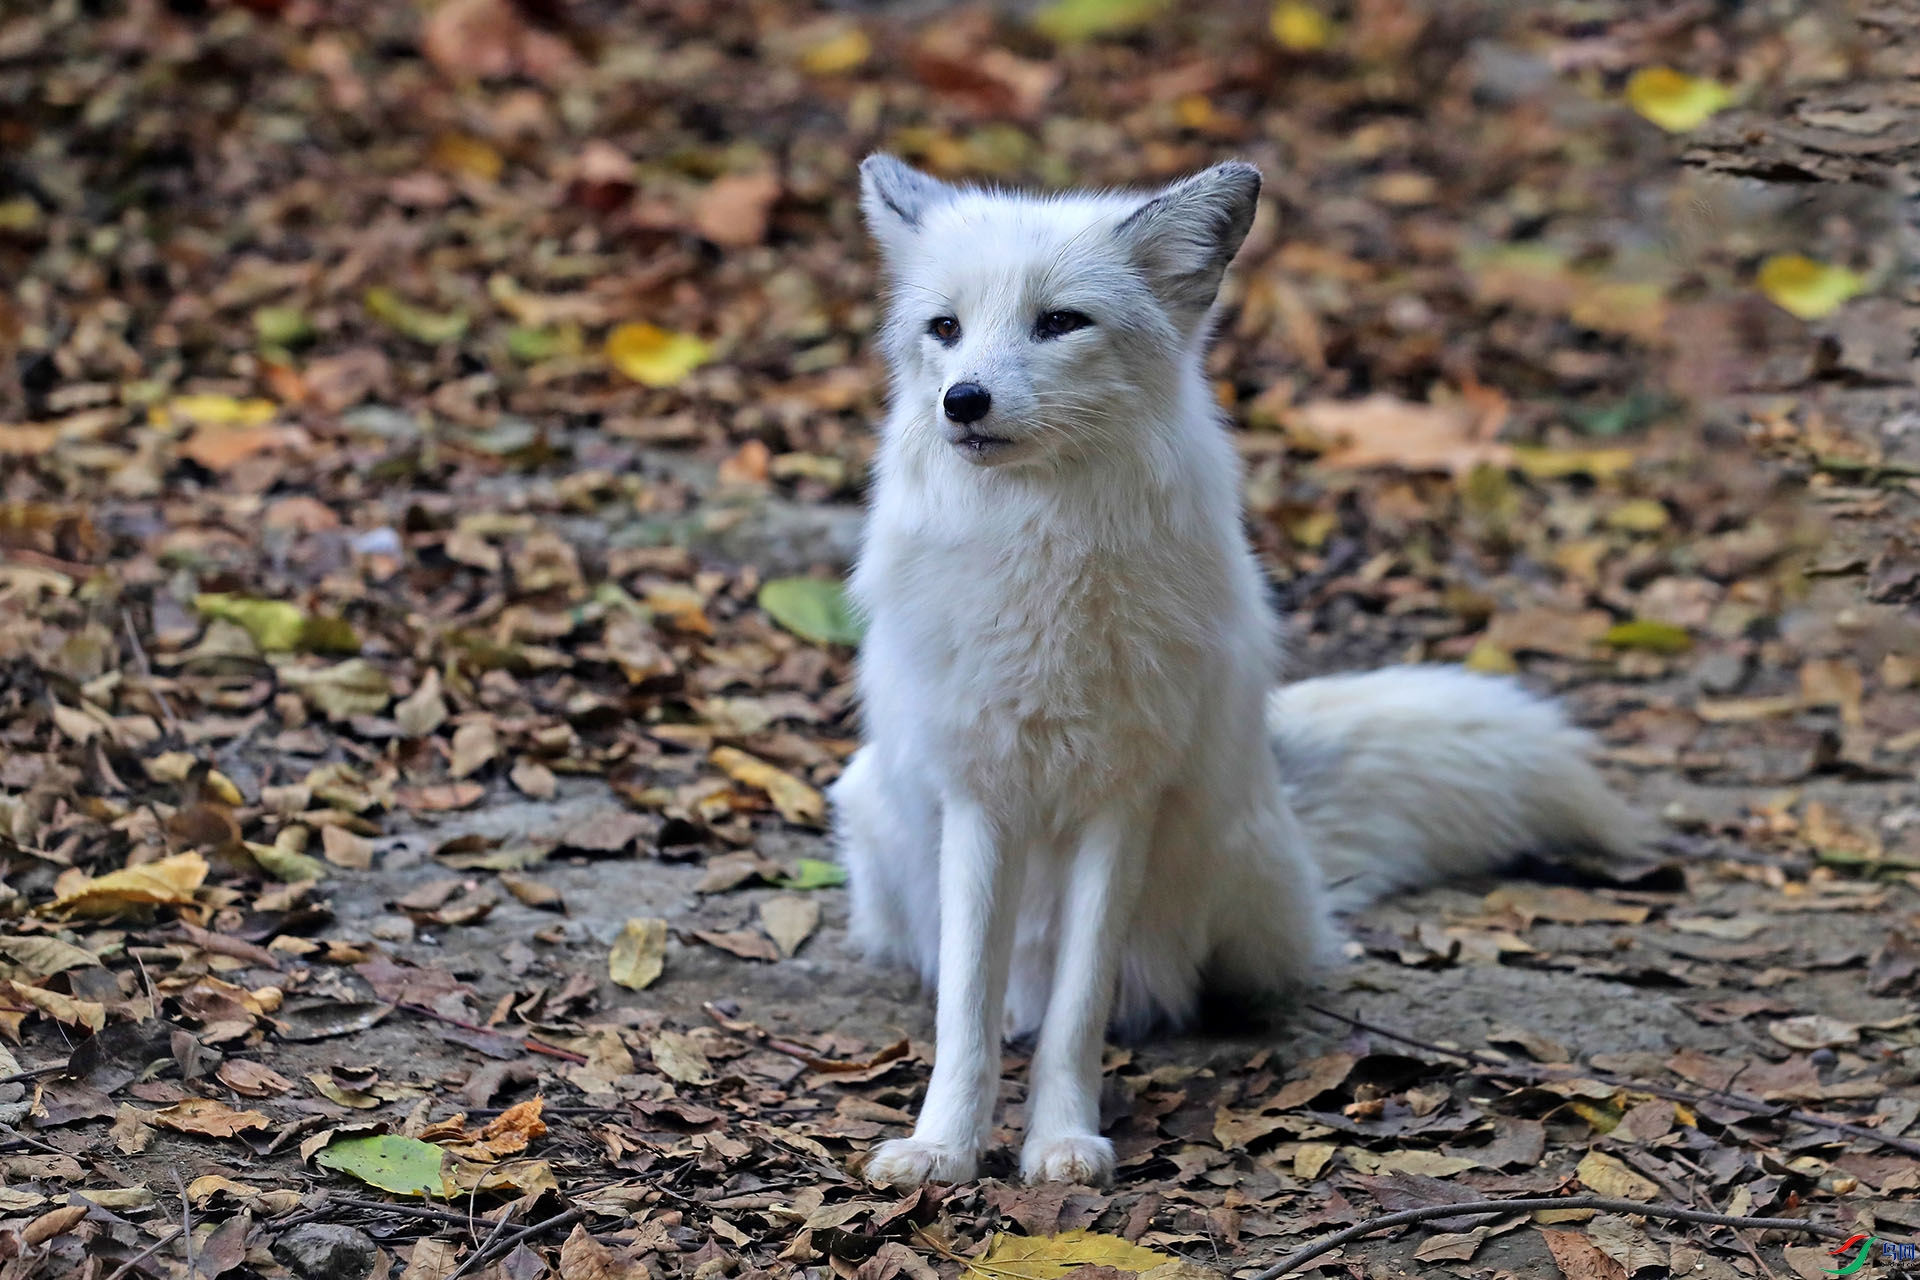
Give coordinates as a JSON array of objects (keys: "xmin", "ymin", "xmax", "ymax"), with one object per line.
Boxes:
[
  {"xmin": 1032, "ymin": 0, "xmax": 1173, "ymax": 42},
  {"xmin": 365, "ymin": 287, "xmax": 469, "ymax": 345},
  {"xmin": 757, "ymin": 577, "xmax": 865, "ymax": 647},
  {"xmin": 194, "ymin": 595, "xmax": 359, "ymax": 654},
  {"xmin": 780, "ymin": 858, "xmax": 848, "ymax": 891},
  {"xmin": 195, "ymin": 594, "xmax": 306, "ymax": 652},
  {"xmin": 314, "ymin": 1134, "xmax": 449, "ymax": 1197},
  {"xmin": 247, "ymin": 840, "xmax": 330, "ymax": 883},
  {"xmin": 252, "ymin": 305, "xmax": 314, "ymax": 348},
  {"xmin": 1602, "ymin": 619, "xmax": 1691, "ymax": 654}
]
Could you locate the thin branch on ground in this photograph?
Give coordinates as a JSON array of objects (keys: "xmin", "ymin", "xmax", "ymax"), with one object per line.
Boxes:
[
  {"xmin": 445, "ymin": 1203, "xmax": 519, "ymax": 1280},
  {"xmin": 399, "ymin": 1002, "xmax": 589, "ymax": 1064},
  {"xmin": 1249, "ymin": 1195, "xmax": 1848, "ymax": 1278},
  {"xmin": 1305, "ymin": 1003, "xmax": 1920, "ymax": 1159},
  {"xmin": 101, "ymin": 1228, "xmax": 184, "ymax": 1280},
  {"xmin": 458, "ymin": 1206, "xmax": 588, "ymax": 1274}
]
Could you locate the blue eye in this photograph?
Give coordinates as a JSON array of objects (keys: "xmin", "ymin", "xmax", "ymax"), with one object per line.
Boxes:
[{"xmin": 1035, "ymin": 310, "xmax": 1092, "ymax": 339}]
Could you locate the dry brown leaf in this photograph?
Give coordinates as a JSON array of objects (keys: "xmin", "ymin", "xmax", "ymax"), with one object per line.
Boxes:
[
  {"xmin": 758, "ymin": 894, "xmax": 819, "ymax": 958},
  {"xmin": 1574, "ymin": 1150, "xmax": 1658, "ymax": 1201},
  {"xmin": 1292, "ymin": 394, "xmax": 1511, "ymax": 474},
  {"xmin": 148, "ymin": 1098, "xmax": 272, "ymax": 1139},
  {"xmin": 710, "ymin": 746, "xmax": 826, "ymax": 826}
]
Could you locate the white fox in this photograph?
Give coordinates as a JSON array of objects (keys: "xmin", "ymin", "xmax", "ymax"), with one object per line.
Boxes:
[{"xmin": 832, "ymin": 155, "xmax": 1640, "ymax": 1187}]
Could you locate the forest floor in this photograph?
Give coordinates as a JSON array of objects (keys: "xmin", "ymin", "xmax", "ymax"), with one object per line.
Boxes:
[{"xmin": 1, "ymin": 0, "xmax": 1918, "ymax": 1277}]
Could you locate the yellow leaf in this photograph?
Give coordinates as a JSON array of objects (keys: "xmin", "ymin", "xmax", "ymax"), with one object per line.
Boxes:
[
  {"xmin": 710, "ymin": 746, "xmax": 826, "ymax": 826},
  {"xmin": 1756, "ymin": 254, "xmax": 1866, "ymax": 320},
  {"xmin": 1576, "ymin": 1150, "xmax": 1658, "ymax": 1201},
  {"xmin": 609, "ymin": 917, "xmax": 668, "ymax": 991},
  {"xmin": 606, "ymin": 323, "xmax": 711, "ymax": 388},
  {"xmin": 1463, "ymin": 639, "xmax": 1518, "ymax": 674},
  {"xmin": 1605, "ymin": 498, "xmax": 1669, "ymax": 533},
  {"xmin": 1510, "ymin": 445, "xmax": 1637, "ymax": 482},
  {"xmin": 1032, "ymin": 0, "xmax": 1172, "ymax": 43},
  {"xmin": 195, "ymin": 594, "xmax": 306, "ymax": 652},
  {"xmin": 8, "ymin": 981, "xmax": 105, "ymax": 1032},
  {"xmin": 1624, "ymin": 67, "xmax": 1735, "ymax": 132},
  {"xmin": 1602, "ymin": 619, "xmax": 1692, "ymax": 654},
  {"xmin": 153, "ymin": 395, "xmax": 277, "ymax": 429},
  {"xmin": 1270, "ymin": 2, "xmax": 1332, "ymax": 51},
  {"xmin": 430, "ymin": 132, "xmax": 503, "ymax": 181},
  {"xmin": 47, "ymin": 851, "xmax": 208, "ymax": 917},
  {"xmin": 965, "ymin": 1230, "xmax": 1178, "ymax": 1280},
  {"xmin": 800, "ymin": 26, "xmax": 872, "ymax": 75}
]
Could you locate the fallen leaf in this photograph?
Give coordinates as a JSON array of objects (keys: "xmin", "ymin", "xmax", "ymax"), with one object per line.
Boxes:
[
  {"xmin": 314, "ymin": 1133, "xmax": 451, "ymax": 1197},
  {"xmin": 758, "ymin": 577, "xmax": 866, "ymax": 646},
  {"xmin": 711, "ymin": 746, "xmax": 826, "ymax": 825},
  {"xmin": 48, "ymin": 852, "xmax": 208, "ymax": 917},
  {"xmin": 1767, "ymin": 1015, "xmax": 1858, "ymax": 1050},
  {"xmin": 609, "ymin": 918, "xmax": 668, "ymax": 990},
  {"xmin": 606, "ymin": 323, "xmax": 711, "ymax": 388},
  {"xmin": 759, "ymin": 895, "xmax": 819, "ymax": 958},
  {"xmin": 694, "ymin": 172, "xmax": 782, "ymax": 248},
  {"xmin": 0, "ymin": 935, "xmax": 101, "ymax": 974},
  {"xmin": 1540, "ymin": 1227, "xmax": 1630, "ymax": 1280},
  {"xmin": 964, "ymin": 1230, "xmax": 1178, "ymax": 1278},
  {"xmin": 1757, "ymin": 254, "xmax": 1865, "ymax": 320},
  {"xmin": 1624, "ymin": 67, "xmax": 1735, "ymax": 132},
  {"xmin": 1032, "ymin": 0, "xmax": 1173, "ymax": 43},
  {"xmin": 650, "ymin": 1031, "xmax": 712, "ymax": 1085},
  {"xmin": 1294, "ymin": 394, "xmax": 1510, "ymax": 475},
  {"xmin": 1270, "ymin": 1, "xmax": 1332, "ymax": 51},
  {"xmin": 148, "ymin": 1098, "xmax": 272, "ymax": 1138},
  {"xmin": 1575, "ymin": 1150, "xmax": 1658, "ymax": 1202}
]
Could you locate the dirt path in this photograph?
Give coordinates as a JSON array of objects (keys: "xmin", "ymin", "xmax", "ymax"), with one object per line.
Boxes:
[{"xmin": 0, "ymin": 1, "xmax": 1916, "ymax": 1278}]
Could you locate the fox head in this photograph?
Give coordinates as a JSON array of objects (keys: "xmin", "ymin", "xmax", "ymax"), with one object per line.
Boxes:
[{"xmin": 860, "ymin": 155, "xmax": 1261, "ymax": 470}]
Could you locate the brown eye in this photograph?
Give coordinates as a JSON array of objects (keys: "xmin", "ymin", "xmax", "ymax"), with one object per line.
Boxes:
[
  {"xmin": 1035, "ymin": 309, "xmax": 1092, "ymax": 340},
  {"xmin": 928, "ymin": 316, "xmax": 960, "ymax": 344}
]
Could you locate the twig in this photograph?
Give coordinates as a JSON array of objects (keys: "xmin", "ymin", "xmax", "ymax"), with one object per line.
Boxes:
[
  {"xmin": 445, "ymin": 1203, "xmax": 519, "ymax": 1280},
  {"xmin": 171, "ymin": 1170, "xmax": 193, "ymax": 1280},
  {"xmin": 399, "ymin": 1002, "xmax": 588, "ymax": 1064},
  {"xmin": 122, "ymin": 608, "xmax": 180, "ymax": 733},
  {"xmin": 1305, "ymin": 1004, "xmax": 1920, "ymax": 1159},
  {"xmin": 1249, "ymin": 1195, "xmax": 1847, "ymax": 1278},
  {"xmin": 101, "ymin": 1227, "xmax": 184, "ymax": 1280},
  {"xmin": 458, "ymin": 1206, "xmax": 587, "ymax": 1273},
  {"xmin": 1, "ymin": 1124, "xmax": 72, "ymax": 1158},
  {"xmin": 268, "ymin": 1194, "xmax": 490, "ymax": 1232}
]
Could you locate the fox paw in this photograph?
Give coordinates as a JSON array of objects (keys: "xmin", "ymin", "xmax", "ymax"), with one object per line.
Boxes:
[
  {"xmin": 864, "ymin": 1138, "xmax": 978, "ymax": 1186},
  {"xmin": 1021, "ymin": 1133, "xmax": 1114, "ymax": 1185}
]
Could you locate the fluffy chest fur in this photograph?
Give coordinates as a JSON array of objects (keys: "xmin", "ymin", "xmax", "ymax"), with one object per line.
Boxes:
[{"xmin": 853, "ymin": 451, "xmax": 1238, "ymax": 813}]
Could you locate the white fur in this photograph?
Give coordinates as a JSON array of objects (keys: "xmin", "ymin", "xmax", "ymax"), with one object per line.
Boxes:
[{"xmin": 833, "ymin": 156, "xmax": 1639, "ymax": 1188}]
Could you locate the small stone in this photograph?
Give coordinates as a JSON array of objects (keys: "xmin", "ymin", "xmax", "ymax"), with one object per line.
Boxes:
[
  {"xmin": 272, "ymin": 1224, "xmax": 377, "ymax": 1280},
  {"xmin": 1695, "ymin": 649, "xmax": 1751, "ymax": 695}
]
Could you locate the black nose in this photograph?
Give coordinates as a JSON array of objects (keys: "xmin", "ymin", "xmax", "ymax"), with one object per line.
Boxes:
[{"xmin": 943, "ymin": 382, "xmax": 991, "ymax": 424}]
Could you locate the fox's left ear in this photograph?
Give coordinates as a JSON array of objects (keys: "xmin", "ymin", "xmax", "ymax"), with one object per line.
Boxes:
[
  {"xmin": 860, "ymin": 154, "xmax": 958, "ymax": 265},
  {"xmin": 1116, "ymin": 161, "xmax": 1262, "ymax": 325}
]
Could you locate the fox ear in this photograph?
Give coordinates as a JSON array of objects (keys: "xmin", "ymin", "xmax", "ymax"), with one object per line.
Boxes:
[
  {"xmin": 1116, "ymin": 161, "xmax": 1262, "ymax": 324},
  {"xmin": 860, "ymin": 154, "xmax": 956, "ymax": 261}
]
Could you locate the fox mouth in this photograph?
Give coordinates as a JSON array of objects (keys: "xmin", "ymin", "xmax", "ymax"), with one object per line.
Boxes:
[{"xmin": 947, "ymin": 429, "xmax": 1017, "ymax": 460}]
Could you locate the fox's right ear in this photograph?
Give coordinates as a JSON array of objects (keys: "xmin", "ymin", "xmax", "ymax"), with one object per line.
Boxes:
[{"xmin": 860, "ymin": 154, "xmax": 955, "ymax": 263}]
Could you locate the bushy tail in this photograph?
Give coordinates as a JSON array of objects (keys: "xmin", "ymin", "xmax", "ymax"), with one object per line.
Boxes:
[{"xmin": 1269, "ymin": 666, "xmax": 1644, "ymax": 913}]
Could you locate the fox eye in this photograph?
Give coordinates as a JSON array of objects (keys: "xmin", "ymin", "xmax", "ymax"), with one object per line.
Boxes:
[
  {"xmin": 927, "ymin": 316, "xmax": 961, "ymax": 344},
  {"xmin": 1034, "ymin": 309, "xmax": 1093, "ymax": 340}
]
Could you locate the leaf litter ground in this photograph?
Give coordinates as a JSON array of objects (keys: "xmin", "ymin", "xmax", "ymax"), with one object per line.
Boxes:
[{"xmin": 0, "ymin": 0, "xmax": 1917, "ymax": 1277}]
